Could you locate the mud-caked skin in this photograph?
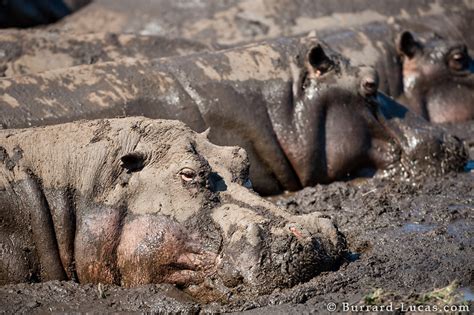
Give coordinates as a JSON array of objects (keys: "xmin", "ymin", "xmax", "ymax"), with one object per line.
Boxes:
[
  {"xmin": 0, "ymin": 117, "xmax": 345, "ymax": 301},
  {"xmin": 0, "ymin": 31, "xmax": 211, "ymax": 77},
  {"xmin": 52, "ymin": 0, "xmax": 471, "ymax": 46},
  {"xmin": 0, "ymin": 36, "xmax": 467, "ymax": 194},
  {"xmin": 319, "ymin": 12, "xmax": 474, "ymax": 123}
]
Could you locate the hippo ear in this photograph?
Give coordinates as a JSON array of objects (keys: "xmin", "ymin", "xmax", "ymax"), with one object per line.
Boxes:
[
  {"xmin": 307, "ymin": 44, "xmax": 333, "ymax": 75},
  {"xmin": 120, "ymin": 151, "xmax": 146, "ymax": 172},
  {"xmin": 397, "ymin": 31, "xmax": 422, "ymax": 59}
]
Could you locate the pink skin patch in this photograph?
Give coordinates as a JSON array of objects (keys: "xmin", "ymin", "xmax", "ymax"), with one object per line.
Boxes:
[{"xmin": 289, "ymin": 226, "xmax": 303, "ymax": 239}]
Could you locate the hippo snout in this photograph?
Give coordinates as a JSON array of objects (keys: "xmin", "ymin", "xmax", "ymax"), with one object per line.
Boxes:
[
  {"xmin": 359, "ymin": 66, "xmax": 379, "ymax": 98},
  {"xmin": 212, "ymin": 188, "xmax": 345, "ymax": 294}
]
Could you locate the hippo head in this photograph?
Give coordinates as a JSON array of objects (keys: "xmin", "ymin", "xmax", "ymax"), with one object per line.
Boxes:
[
  {"xmin": 397, "ymin": 31, "xmax": 474, "ymax": 123},
  {"xmin": 269, "ymin": 38, "xmax": 466, "ymax": 188},
  {"xmin": 86, "ymin": 119, "xmax": 345, "ymax": 301},
  {"xmin": 375, "ymin": 93, "xmax": 467, "ymax": 179},
  {"xmin": 271, "ymin": 38, "xmax": 389, "ymax": 186}
]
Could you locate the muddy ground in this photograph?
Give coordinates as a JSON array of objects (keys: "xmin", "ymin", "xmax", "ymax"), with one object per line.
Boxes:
[{"xmin": 1, "ymin": 167, "xmax": 472, "ymax": 312}]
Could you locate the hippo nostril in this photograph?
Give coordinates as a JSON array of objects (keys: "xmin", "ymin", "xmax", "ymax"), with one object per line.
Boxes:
[
  {"xmin": 358, "ymin": 66, "xmax": 379, "ymax": 97},
  {"xmin": 362, "ymin": 78, "xmax": 378, "ymax": 96}
]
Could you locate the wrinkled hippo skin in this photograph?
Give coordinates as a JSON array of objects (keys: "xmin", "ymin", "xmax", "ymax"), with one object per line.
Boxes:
[
  {"xmin": 0, "ymin": 117, "xmax": 346, "ymax": 302},
  {"xmin": 320, "ymin": 12, "xmax": 474, "ymax": 123},
  {"xmin": 0, "ymin": 36, "xmax": 467, "ymax": 194}
]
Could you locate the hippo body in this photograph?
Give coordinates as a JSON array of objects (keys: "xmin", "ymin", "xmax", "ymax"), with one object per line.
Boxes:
[
  {"xmin": 0, "ymin": 31, "xmax": 212, "ymax": 78},
  {"xmin": 53, "ymin": 0, "xmax": 471, "ymax": 46},
  {"xmin": 318, "ymin": 12, "xmax": 474, "ymax": 123},
  {"xmin": 0, "ymin": 117, "xmax": 345, "ymax": 301},
  {"xmin": 0, "ymin": 36, "xmax": 467, "ymax": 194}
]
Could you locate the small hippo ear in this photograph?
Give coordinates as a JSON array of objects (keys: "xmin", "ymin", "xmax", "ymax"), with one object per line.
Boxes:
[
  {"xmin": 307, "ymin": 44, "xmax": 333, "ymax": 75},
  {"xmin": 397, "ymin": 31, "xmax": 422, "ymax": 59},
  {"xmin": 120, "ymin": 151, "xmax": 146, "ymax": 172},
  {"xmin": 200, "ymin": 127, "xmax": 211, "ymax": 139}
]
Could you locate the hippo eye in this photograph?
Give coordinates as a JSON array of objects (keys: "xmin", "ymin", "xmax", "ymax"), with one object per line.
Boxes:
[
  {"xmin": 449, "ymin": 50, "xmax": 469, "ymax": 71},
  {"xmin": 179, "ymin": 168, "xmax": 196, "ymax": 182},
  {"xmin": 361, "ymin": 77, "xmax": 378, "ymax": 97}
]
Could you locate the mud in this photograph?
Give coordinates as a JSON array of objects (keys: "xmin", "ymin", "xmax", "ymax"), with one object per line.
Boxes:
[{"xmin": 1, "ymin": 160, "xmax": 472, "ymax": 313}]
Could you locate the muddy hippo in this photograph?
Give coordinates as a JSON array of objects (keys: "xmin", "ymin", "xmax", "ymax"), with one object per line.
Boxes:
[
  {"xmin": 0, "ymin": 31, "xmax": 211, "ymax": 77},
  {"xmin": 0, "ymin": 117, "xmax": 345, "ymax": 301},
  {"xmin": 53, "ymin": 0, "xmax": 470, "ymax": 46},
  {"xmin": 0, "ymin": 35, "xmax": 467, "ymax": 194},
  {"xmin": 395, "ymin": 31, "xmax": 474, "ymax": 123},
  {"xmin": 318, "ymin": 12, "xmax": 474, "ymax": 123},
  {"xmin": 0, "ymin": 0, "xmax": 72, "ymax": 28}
]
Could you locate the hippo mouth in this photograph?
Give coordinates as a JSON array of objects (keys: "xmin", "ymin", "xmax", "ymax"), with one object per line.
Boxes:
[
  {"xmin": 214, "ymin": 220, "xmax": 341, "ymax": 295},
  {"xmin": 375, "ymin": 93, "xmax": 467, "ymax": 179}
]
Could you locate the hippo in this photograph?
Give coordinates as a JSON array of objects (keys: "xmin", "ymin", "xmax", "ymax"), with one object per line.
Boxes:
[
  {"xmin": 3, "ymin": 13, "xmax": 472, "ymax": 123},
  {"xmin": 52, "ymin": 0, "xmax": 470, "ymax": 46},
  {"xmin": 394, "ymin": 31, "xmax": 474, "ymax": 123},
  {"xmin": 0, "ymin": 0, "xmax": 72, "ymax": 28},
  {"xmin": 0, "ymin": 117, "xmax": 345, "ymax": 301},
  {"xmin": 0, "ymin": 35, "xmax": 467, "ymax": 194},
  {"xmin": 0, "ymin": 31, "xmax": 211, "ymax": 77},
  {"xmin": 317, "ymin": 12, "xmax": 474, "ymax": 123}
]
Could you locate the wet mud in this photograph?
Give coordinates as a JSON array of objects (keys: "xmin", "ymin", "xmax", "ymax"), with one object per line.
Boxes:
[{"xmin": 1, "ymin": 165, "xmax": 472, "ymax": 313}]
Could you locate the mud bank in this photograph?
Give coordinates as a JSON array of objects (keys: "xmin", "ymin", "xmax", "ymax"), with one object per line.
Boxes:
[{"xmin": 0, "ymin": 169, "xmax": 472, "ymax": 313}]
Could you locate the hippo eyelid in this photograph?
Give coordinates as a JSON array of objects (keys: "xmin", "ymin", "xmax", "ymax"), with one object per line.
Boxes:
[{"xmin": 449, "ymin": 49, "xmax": 466, "ymax": 60}]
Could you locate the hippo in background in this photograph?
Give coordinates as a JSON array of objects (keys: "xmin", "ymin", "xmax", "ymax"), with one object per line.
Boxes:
[
  {"xmin": 395, "ymin": 31, "xmax": 474, "ymax": 123},
  {"xmin": 0, "ymin": 0, "xmax": 89, "ymax": 29},
  {"xmin": 1, "ymin": 1, "xmax": 471, "ymax": 78},
  {"xmin": 0, "ymin": 117, "xmax": 346, "ymax": 302},
  {"xmin": 0, "ymin": 35, "xmax": 467, "ymax": 194},
  {"xmin": 1, "ymin": 1, "xmax": 470, "ymax": 123},
  {"xmin": 0, "ymin": 31, "xmax": 211, "ymax": 77},
  {"xmin": 51, "ymin": 0, "xmax": 471, "ymax": 46},
  {"xmin": 317, "ymin": 11, "xmax": 474, "ymax": 123}
]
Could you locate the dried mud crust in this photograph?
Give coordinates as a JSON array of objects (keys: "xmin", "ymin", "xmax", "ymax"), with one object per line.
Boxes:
[{"xmin": 0, "ymin": 172, "xmax": 472, "ymax": 313}]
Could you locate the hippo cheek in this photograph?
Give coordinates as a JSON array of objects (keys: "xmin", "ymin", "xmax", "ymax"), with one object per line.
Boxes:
[
  {"xmin": 117, "ymin": 215, "xmax": 217, "ymax": 287},
  {"xmin": 425, "ymin": 86, "xmax": 474, "ymax": 123}
]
